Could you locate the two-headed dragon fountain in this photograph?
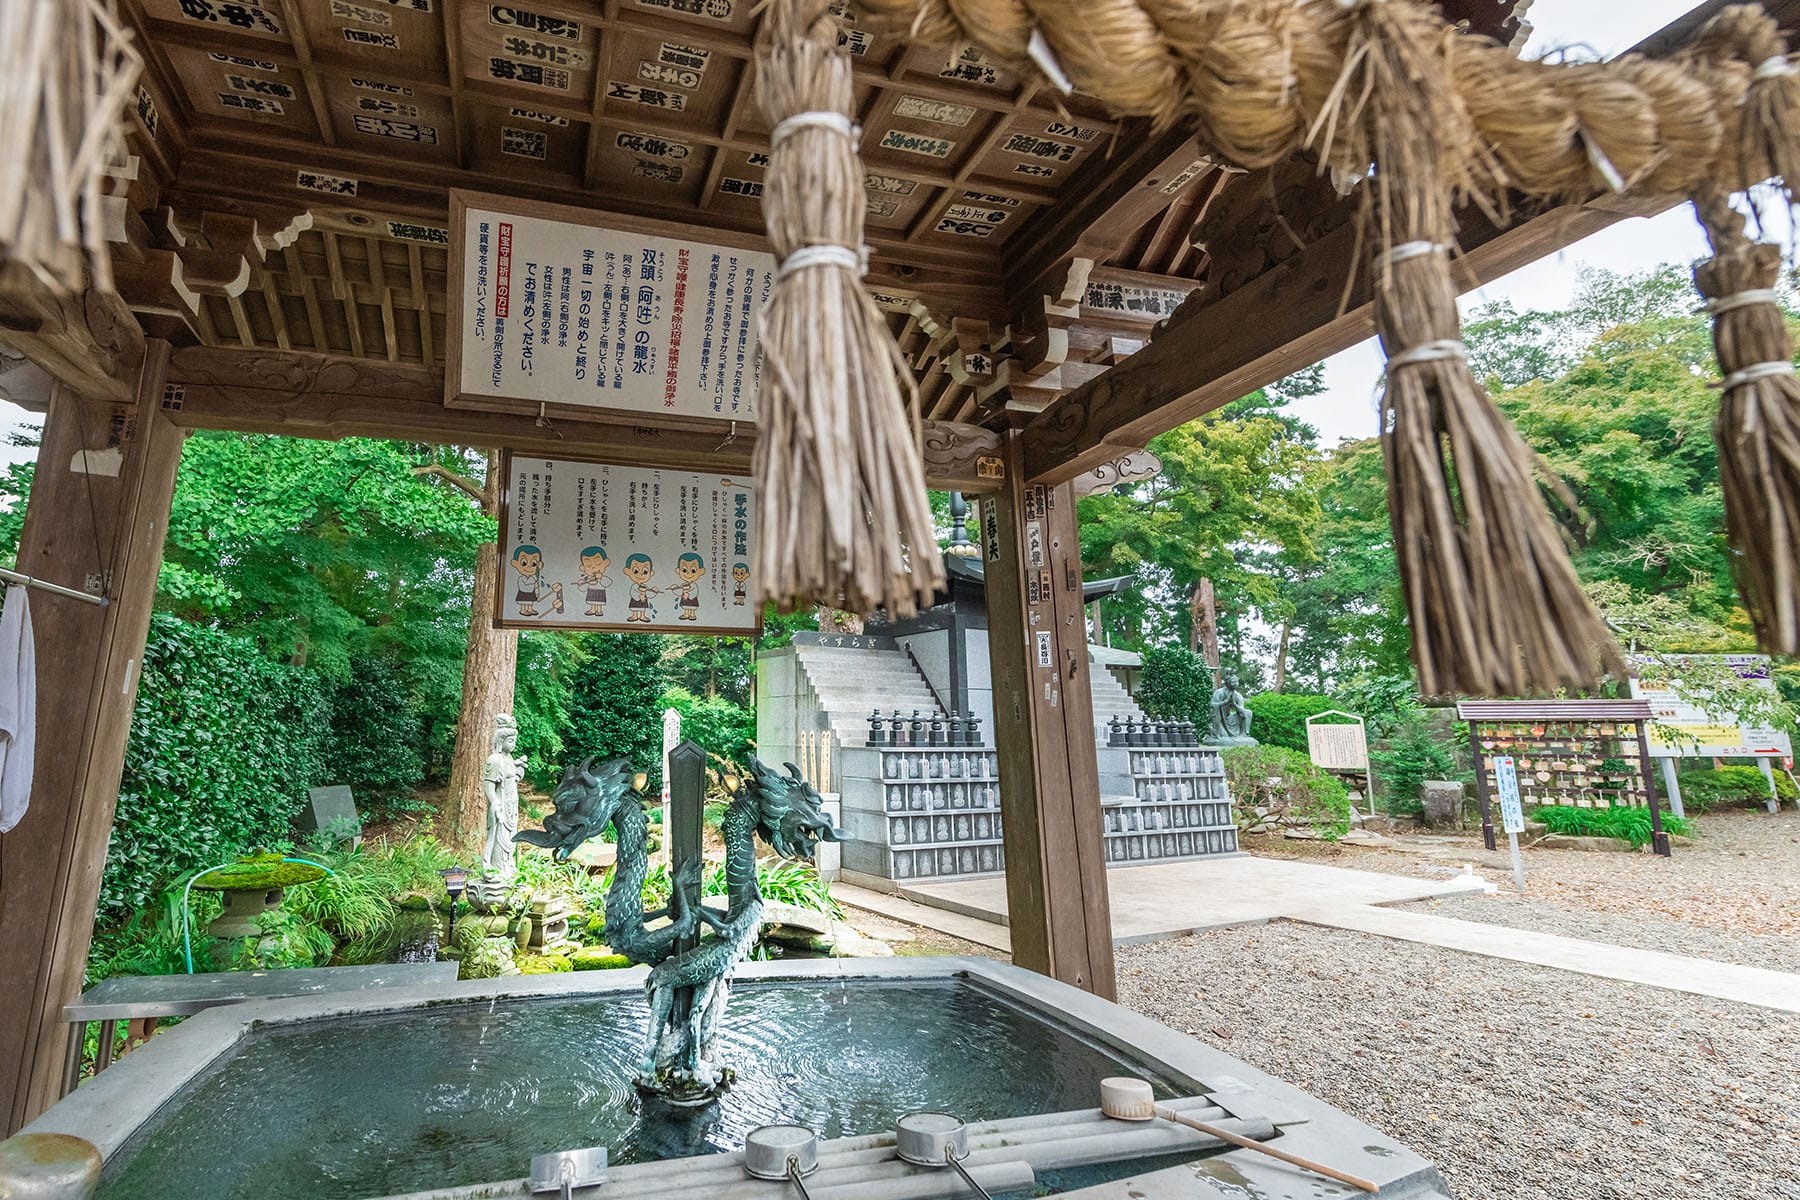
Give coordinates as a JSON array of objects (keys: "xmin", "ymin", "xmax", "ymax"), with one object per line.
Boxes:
[{"xmin": 517, "ymin": 751, "xmax": 840, "ymax": 1105}]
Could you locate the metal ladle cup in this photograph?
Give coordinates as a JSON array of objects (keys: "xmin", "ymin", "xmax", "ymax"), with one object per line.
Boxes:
[
  {"xmin": 744, "ymin": 1125, "xmax": 820, "ymax": 1200},
  {"xmin": 894, "ymin": 1112, "xmax": 993, "ymax": 1200}
]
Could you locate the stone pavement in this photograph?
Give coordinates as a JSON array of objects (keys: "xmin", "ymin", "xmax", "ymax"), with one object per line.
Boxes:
[
  {"xmin": 834, "ymin": 854, "xmax": 1800, "ymax": 1014},
  {"xmin": 846, "ymin": 854, "xmax": 1491, "ymax": 942},
  {"xmin": 1297, "ymin": 903, "xmax": 1800, "ymax": 1014}
]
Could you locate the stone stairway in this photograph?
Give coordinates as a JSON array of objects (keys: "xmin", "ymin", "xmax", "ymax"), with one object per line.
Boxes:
[
  {"xmin": 792, "ymin": 643, "xmax": 946, "ymax": 747},
  {"xmin": 1088, "ymin": 661, "xmax": 1147, "ymax": 737}
]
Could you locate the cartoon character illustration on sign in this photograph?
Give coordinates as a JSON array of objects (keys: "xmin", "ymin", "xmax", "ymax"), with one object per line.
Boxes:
[
  {"xmin": 513, "ymin": 545, "xmax": 549, "ymax": 617},
  {"xmin": 576, "ymin": 546, "xmax": 613, "ymax": 617},
  {"xmin": 731, "ymin": 562, "xmax": 749, "ymax": 607},
  {"xmin": 624, "ymin": 553, "xmax": 658, "ymax": 623},
  {"xmin": 675, "ymin": 553, "xmax": 706, "ymax": 622}
]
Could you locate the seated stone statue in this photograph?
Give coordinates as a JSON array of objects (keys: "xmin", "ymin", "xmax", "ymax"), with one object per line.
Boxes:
[{"xmin": 1208, "ymin": 671, "xmax": 1257, "ymax": 745}]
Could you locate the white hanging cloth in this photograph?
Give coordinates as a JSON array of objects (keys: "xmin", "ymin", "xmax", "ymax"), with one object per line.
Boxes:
[{"xmin": 0, "ymin": 585, "xmax": 36, "ymax": 833}]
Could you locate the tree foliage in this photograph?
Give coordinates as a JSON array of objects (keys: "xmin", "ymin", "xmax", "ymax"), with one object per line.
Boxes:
[
  {"xmin": 1244, "ymin": 693, "xmax": 1336, "ymax": 752},
  {"xmin": 559, "ymin": 633, "xmax": 669, "ymax": 786},
  {"xmin": 103, "ymin": 615, "xmax": 330, "ymax": 923},
  {"xmin": 1136, "ymin": 645, "xmax": 1214, "ymax": 723},
  {"xmin": 1078, "ymin": 390, "xmax": 1321, "ymax": 658}
]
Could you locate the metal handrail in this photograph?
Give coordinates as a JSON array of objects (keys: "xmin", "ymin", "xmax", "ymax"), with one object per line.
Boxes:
[{"xmin": 900, "ymin": 641, "xmax": 952, "ymax": 717}]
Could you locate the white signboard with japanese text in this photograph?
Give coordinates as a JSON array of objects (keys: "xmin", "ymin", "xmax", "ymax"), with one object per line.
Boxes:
[
  {"xmin": 1304, "ymin": 711, "xmax": 1369, "ymax": 771},
  {"xmin": 1628, "ymin": 654, "xmax": 1793, "ymax": 759},
  {"xmin": 449, "ymin": 191, "xmax": 773, "ymax": 422},
  {"xmin": 1493, "ymin": 755, "xmax": 1525, "ymax": 835},
  {"xmin": 496, "ymin": 452, "xmax": 756, "ymax": 635}
]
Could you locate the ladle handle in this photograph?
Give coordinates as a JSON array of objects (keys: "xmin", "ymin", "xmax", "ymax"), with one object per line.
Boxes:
[
  {"xmin": 1157, "ymin": 1108, "xmax": 1379, "ymax": 1194},
  {"xmin": 787, "ymin": 1157, "xmax": 816, "ymax": 1200},
  {"xmin": 946, "ymin": 1150, "xmax": 996, "ymax": 1200}
]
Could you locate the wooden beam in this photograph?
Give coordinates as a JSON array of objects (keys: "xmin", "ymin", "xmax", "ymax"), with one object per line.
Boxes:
[
  {"xmin": 1014, "ymin": 0, "xmax": 1795, "ymax": 485},
  {"xmin": 0, "ymin": 344, "xmax": 185, "ymax": 1131},
  {"xmin": 1019, "ymin": 197, "xmax": 1635, "ymax": 484},
  {"xmin": 0, "ymin": 266, "xmax": 145, "ymax": 406},
  {"xmin": 1003, "ymin": 126, "xmax": 1207, "ymax": 308},
  {"xmin": 161, "ymin": 346, "xmax": 1008, "ymax": 492},
  {"xmin": 982, "ymin": 432, "xmax": 1115, "ymax": 997}
]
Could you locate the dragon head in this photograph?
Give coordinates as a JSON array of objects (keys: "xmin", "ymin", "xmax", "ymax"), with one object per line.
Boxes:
[
  {"xmin": 519, "ymin": 755, "xmax": 642, "ymax": 861},
  {"xmin": 742, "ymin": 755, "xmax": 842, "ymax": 861}
]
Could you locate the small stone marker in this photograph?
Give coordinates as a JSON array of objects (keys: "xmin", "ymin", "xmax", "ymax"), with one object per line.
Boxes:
[{"xmin": 299, "ymin": 785, "xmax": 360, "ymax": 844}]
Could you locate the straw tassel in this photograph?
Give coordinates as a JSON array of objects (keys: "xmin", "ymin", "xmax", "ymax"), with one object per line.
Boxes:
[
  {"xmin": 1692, "ymin": 192, "xmax": 1800, "ymax": 654},
  {"xmin": 1319, "ymin": 0, "xmax": 1624, "ymax": 697},
  {"xmin": 0, "ymin": 0, "xmax": 140, "ymax": 295},
  {"xmin": 752, "ymin": 0, "xmax": 945, "ymax": 618}
]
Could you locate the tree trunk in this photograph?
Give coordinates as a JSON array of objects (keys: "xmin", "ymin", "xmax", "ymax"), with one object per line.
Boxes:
[
  {"xmin": 1273, "ymin": 620, "xmax": 1290, "ymax": 692},
  {"xmin": 447, "ymin": 453, "xmax": 519, "ymax": 845},
  {"xmin": 1191, "ymin": 578, "xmax": 1220, "ymax": 670}
]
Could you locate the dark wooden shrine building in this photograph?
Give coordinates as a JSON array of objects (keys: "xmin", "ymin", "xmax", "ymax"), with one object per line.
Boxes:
[{"xmin": 0, "ymin": 0, "xmax": 1777, "ymax": 1133}]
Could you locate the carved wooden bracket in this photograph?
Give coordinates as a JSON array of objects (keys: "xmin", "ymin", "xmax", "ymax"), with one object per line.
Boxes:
[
  {"xmin": 0, "ymin": 264, "xmax": 144, "ymax": 405},
  {"xmin": 1071, "ymin": 450, "xmax": 1162, "ymax": 497}
]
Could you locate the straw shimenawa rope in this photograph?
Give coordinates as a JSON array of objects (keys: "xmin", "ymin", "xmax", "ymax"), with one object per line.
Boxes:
[
  {"xmin": 851, "ymin": 0, "xmax": 1788, "ymax": 205},
  {"xmin": 799, "ymin": 0, "xmax": 1800, "ymax": 690},
  {"xmin": 0, "ymin": 0, "xmax": 140, "ymax": 294},
  {"xmin": 753, "ymin": 0, "xmax": 946, "ymax": 619}
]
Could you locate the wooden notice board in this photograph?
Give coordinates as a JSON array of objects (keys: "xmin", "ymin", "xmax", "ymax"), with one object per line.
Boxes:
[
  {"xmin": 447, "ymin": 189, "xmax": 774, "ymax": 427},
  {"xmin": 495, "ymin": 450, "xmax": 757, "ymax": 636}
]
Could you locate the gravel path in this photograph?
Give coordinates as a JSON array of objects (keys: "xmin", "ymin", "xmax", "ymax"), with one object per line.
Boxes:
[
  {"xmin": 1118, "ymin": 922, "xmax": 1800, "ymax": 1200},
  {"xmin": 1253, "ymin": 807, "xmax": 1800, "ymax": 942}
]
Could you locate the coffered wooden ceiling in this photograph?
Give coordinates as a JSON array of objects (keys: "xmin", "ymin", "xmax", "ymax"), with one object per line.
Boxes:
[{"xmin": 104, "ymin": 0, "xmax": 1523, "ymax": 422}]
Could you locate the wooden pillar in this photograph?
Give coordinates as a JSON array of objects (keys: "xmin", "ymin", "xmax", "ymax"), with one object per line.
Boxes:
[
  {"xmin": 982, "ymin": 430, "xmax": 1116, "ymax": 998},
  {"xmin": 0, "ymin": 340, "xmax": 183, "ymax": 1133}
]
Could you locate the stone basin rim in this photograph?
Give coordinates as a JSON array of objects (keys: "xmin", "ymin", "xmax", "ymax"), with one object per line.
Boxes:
[{"xmin": 24, "ymin": 957, "xmax": 1451, "ymax": 1199}]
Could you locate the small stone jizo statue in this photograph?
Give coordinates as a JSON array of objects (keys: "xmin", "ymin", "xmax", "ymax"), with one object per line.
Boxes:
[
  {"xmin": 1208, "ymin": 671, "xmax": 1257, "ymax": 746},
  {"xmin": 482, "ymin": 714, "xmax": 527, "ymax": 882}
]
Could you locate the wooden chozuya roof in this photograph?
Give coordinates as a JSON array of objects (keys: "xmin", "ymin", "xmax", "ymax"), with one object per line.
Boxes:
[{"xmin": 0, "ymin": 0, "xmax": 1773, "ymax": 489}]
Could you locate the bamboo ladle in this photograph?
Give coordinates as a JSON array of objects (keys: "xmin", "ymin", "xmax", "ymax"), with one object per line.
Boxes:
[{"xmin": 1099, "ymin": 1077, "xmax": 1380, "ymax": 1193}]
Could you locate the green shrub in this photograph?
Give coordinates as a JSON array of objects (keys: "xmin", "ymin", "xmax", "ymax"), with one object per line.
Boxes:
[
  {"xmin": 1137, "ymin": 645, "xmax": 1213, "ymax": 725},
  {"xmin": 1674, "ymin": 765, "xmax": 1794, "ymax": 812},
  {"xmin": 703, "ymin": 858, "xmax": 841, "ymax": 918},
  {"xmin": 1245, "ymin": 694, "xmax": 1338, "ymax": 752},
  {"xmin": 323, "ymin": 656, "xmax": 426, "ymax": 814},
  {"xmin": 513, "ymin": 630, "xmax": 587, "ymax": 790},
  {"xmin": 103, "ymin": 615, "xmax": 329, "ymax": 926},
  {"xmin": 1369, "ymin": 707, "xmax": 1461, "ymax": 816},
  {"xmin": 1533, "ymin": 804, "xmax": 1694, "ymax": 847},
  {"xmin": 517, "ymin": 952, "xmax": 573, "ymax": 974},
  {"xmin": 572, "ymin": 947, "xmax": 631, "ymax": 970},
  {"xmin": 1222, "ymin": 745, "xmax": 1351, "ymax": 840}
]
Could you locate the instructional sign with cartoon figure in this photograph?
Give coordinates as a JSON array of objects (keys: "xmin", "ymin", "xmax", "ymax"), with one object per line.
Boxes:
[{"xmin": 495, "ymin": 452, "xmax": 756, "ymax": 635}]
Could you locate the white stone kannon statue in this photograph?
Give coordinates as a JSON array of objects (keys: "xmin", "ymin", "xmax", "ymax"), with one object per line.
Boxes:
[{"xmin": 481, "ymin": 713, "xmax": 526, "ymax": 883}]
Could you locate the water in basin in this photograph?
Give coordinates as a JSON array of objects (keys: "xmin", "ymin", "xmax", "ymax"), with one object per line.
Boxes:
[{"xmin": 100, "ymin": 977, "xmax": 1187, "ymax": 1200}]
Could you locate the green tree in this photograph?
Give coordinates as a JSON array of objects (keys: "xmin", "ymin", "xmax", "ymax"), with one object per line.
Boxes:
[
  {"xmin": 1078, "ymin": 390, "xmax": 1321, "ymax": 659},
  {"xmin": 1136, "ymin": 645, "xmax": 1213, "ymax": 724},
  {"xmin": 560, "ymin": 633, "xmax": 668, "ymax": 785},
  {"xmin": 161, "ymin": 433, "xmax": 493, "ymax": 679},
  {"xmin": 1275, "ymin": 264, "xmax": 1797, "ymax": 695}
]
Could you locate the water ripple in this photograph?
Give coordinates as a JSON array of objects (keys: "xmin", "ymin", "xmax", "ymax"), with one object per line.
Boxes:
[{"xmin": 99, "ymin": 978, "xmax": 1181, "ymax": 1200}]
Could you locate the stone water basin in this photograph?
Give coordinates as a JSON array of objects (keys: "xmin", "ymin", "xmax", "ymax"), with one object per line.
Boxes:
[{"xmin": 25, "ymin": 958, "xmax": 1455, "ymax": 1200}]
